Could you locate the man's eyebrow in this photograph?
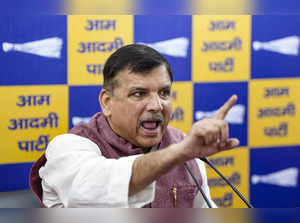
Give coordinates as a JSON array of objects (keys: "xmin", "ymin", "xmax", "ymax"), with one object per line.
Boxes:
[
  {"xmin": 129, "ymin": 84, "xmax": 171, "ymax": 91},
  {"xmin": 161, "ymin": 84, "xmax": 171, "ymax": 89},
  {"xmin": 160, "ymin": 85, "xmax": 172, "ymax": 90},
  {"xmin": 128, "ymin": 87, "xmax": 148, "ymax": 91}
]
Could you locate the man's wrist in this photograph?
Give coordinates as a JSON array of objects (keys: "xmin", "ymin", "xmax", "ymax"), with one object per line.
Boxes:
[{"xmin": 168, "ymin": 141, "xmax": 192, "ymax": 165}]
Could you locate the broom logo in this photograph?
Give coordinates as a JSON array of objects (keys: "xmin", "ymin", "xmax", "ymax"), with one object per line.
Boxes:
[
  {"xmin": 253, "ymin": 36, "xmax": 300, "ymax": 56},
  {"xmin": 195, "ymin": 104, "xmax": 245, "ymax": 124},
  {"xmin": 251, "ymin": 167, "xmax": 299, "ymax": 187},
  {"xmin": 2, "ymin": 37, "xmax": 63, "ymax": 59},
  {"xmin": 138, "ymin": 37, "xmax": 189, "ymax": 58},
  {"xmin": 72, "ymin": 116, "xmax": 91, "ymax": 126}
]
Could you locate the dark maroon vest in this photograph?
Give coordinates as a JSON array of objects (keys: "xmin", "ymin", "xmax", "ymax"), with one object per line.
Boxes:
[{"xmin": 30, "ymin": 112, "xmax": 202, "ymax": 207}]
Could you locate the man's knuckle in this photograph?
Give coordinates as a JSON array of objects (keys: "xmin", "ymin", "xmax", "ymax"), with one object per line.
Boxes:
[{"xmin": 222, "ymin": 121, "xmax": 227, "ymax": 128}]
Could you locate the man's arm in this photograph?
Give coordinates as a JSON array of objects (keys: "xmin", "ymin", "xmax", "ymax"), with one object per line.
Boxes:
[
  {"xmin": 129, "ymin": 95, "xmax": 240, "ymax": 196},
  {"xmin": 129, "ymin": 142, "xmax": 187, "ymax": 196},
  {"xmin": 40, "ymin": 134, "xmax": 151, "ymax": 207}
]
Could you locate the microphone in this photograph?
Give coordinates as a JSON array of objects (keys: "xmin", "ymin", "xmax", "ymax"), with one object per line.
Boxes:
[{"xmin": 200, "ymin": 157, "xmax": 253, "ymax": 208}]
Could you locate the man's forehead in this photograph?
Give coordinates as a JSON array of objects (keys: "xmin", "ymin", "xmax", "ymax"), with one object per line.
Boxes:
[{"xmin": 116, "ymin": 66, "xmax": 172, "ymax": 87}]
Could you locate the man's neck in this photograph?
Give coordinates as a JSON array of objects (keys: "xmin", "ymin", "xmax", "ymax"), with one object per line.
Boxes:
[{"xmin": 137, "ymin": 144, "xmax": 159, "ymax": 154}]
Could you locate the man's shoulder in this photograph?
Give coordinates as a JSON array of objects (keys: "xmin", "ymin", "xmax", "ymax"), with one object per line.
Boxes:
[
  {"xmin": 50, "ymin": 133, "xmax": 92, "ymax": 144},
  {"xmin": 45, "ymin": 134, "xmax": 99, "ymax": 158}
]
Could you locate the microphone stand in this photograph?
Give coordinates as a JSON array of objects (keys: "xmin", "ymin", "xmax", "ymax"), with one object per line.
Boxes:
[
  {"xmin": 199, "ymin": 157, "xmax": 253, "ymax": 208},
  {"xmin": 184, "ymin": 163, "xmax": 213, "ymax": 208}
]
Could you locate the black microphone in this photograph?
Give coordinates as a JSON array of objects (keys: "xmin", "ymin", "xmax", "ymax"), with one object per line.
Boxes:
[{"xmin": 199, "ymin": 157, "xmax": 253, "ymax": 208}]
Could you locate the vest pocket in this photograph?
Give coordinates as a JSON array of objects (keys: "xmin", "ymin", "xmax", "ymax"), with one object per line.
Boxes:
[{"xmin": 150, "ymin": 185, "xmax": 198, "ymax": 208}]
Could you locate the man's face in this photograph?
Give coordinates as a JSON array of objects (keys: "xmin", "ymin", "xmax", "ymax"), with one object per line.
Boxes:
[{"xmin": 103, "ymin": 65, "xmax": 173, "ymax": 149}]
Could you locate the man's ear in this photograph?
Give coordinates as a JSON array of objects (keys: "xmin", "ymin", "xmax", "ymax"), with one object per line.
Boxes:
[{"xmin": 99, "ymin": 89, "xmax": 113, "ymax": 117}]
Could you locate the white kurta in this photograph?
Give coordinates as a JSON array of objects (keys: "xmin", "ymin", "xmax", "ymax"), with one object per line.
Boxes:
[{"xmin": 39, "ymin": 134, "xmax": 217, "ymax": 208}]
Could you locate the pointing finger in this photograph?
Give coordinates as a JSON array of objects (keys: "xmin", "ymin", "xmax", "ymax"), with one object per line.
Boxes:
[
  {"xmin": 219, "ymin": 120, "xmax": 229, "ymax": 143},
  {"xmin": 215, "ymin": 94, "xmax": 238, "ymax": 120}
]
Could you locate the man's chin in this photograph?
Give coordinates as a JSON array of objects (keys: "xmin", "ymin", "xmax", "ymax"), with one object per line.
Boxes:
[{"xmin": 135, "ymin": 135, "xmax": 162, "ymax": 149}]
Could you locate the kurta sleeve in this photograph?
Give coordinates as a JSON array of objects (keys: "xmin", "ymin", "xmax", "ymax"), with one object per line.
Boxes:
[{"xmin": 39, "ymin": 134, "xmax": 155, "ymax": 208}]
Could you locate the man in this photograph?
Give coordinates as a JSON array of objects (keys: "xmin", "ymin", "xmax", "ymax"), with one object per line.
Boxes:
[{"xmin": 30, "ymin": 44, "xmax": 239, "ymax": 208}]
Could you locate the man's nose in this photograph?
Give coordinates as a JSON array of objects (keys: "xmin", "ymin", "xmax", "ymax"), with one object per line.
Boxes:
[{"xmin": 147, "ymin": 94, "xmax": 163, "ymax": 112}]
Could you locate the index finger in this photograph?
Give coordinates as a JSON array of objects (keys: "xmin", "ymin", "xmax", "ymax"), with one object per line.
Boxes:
[{"xmin": 214, "ymin": 94, "xmax": 238, "ymax": 120}]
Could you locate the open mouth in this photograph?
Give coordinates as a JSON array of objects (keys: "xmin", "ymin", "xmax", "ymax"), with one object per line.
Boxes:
[{"xmin": 140, "ymin": 120, "xmax": 162, "ymax": 135}]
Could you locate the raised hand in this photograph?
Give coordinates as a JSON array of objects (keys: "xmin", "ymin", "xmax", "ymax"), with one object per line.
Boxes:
[
  {"xmin": 129, "ymin": 95, "xmax": 241, "ymax": 196},
  {"xmin": 180, "ymin": 95, "xmax": 240, "ymax": 159}
]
